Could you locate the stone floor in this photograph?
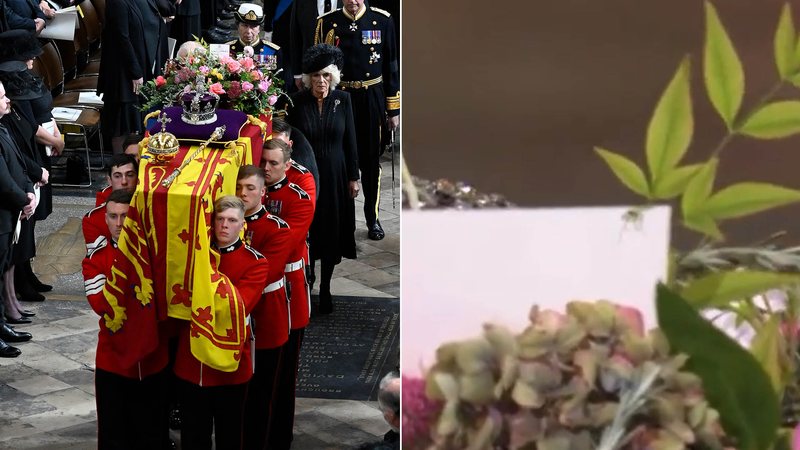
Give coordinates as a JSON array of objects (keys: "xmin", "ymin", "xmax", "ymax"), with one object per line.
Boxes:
[{"xmin": 0, "ymin": 152, "xmax": 400, "ymax": 449}]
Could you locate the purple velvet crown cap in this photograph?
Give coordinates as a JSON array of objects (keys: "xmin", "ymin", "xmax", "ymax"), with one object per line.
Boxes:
[{"xmin": 147, "ymin": 107, "xmax": 248, "ymax": 144}]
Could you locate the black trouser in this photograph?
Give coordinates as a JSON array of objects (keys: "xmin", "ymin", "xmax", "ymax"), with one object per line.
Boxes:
[
  {"xmin": 95, "ymin": 368, "xmax": 170, "ymax": 450},
  {"xmin": 267, "ymin": 328, "xmax": 305, "ymax": 450},
  {"xmin": 243, "ymin": 346, "xmax": 284, "ymax": 450},
  {"xmin": 0, "ymin": 231, "xmax": 11, "ymax": 325},
  {"xmin": 346, "ymin": 85, "xmax": 386, "ymax": 227},
  {"xmin": 178, "ymin": 379, "xmax": 248, "ymax": 450}
]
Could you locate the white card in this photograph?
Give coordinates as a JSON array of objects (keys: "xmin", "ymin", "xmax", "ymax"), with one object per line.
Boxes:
[
  {"xmin": 209, "ymin": 44, "xmax": 231, "ymax": 59},
  {"xmin": 401, "ymin": 205, "xmax": 672, "ymax": 376}
]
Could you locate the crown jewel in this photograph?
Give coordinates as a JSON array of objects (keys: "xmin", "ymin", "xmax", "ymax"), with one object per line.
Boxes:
[
  {"xmin": 147, "ymin": 112, "xmax": 180, "ymax": 163},
  {"xmin": 181, "ymin": 76, "xmax": 220, "ymax": 125}
]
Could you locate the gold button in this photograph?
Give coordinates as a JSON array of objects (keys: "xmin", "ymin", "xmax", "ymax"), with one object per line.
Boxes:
[
  {"xmin": 370, "ymin": 47, "xmax": 374, "ymax": 51},
  {"xmin": 366, "ymin": 72, "xmax": 370, "ymax": 76},
  {"xmin": 373, "ymin": 21, "xmax": 377, "ymax": 25},
  {"xmin": 333, "ymin": 23, "xmax": 338, "ymax": 27}
]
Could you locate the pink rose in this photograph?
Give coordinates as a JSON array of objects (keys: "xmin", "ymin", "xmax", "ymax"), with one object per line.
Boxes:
[
  {"xmin": 249, "ymin": 70, "xmax": 262, "ymax": 81},
  {"xmin": 226, "ymin": 60, "xmax": 242, "ymax": 73},
  {"xmin": 240, "ymin": 57, "xmax": 255, "ymax": 71},
  {"xmin": 241, "ymin": 81, "xmax": 254, "ymax": 92},
  {"xmin": 219, "ymin": 55, "xmax": 234, "ymax": 65},
  {"xmin": 268, "ymin": 94, "xmax": 278, "ymax": 105},
  {"xmin": 228, "ymin": 81, "xmax": 242, "ymax": 99},
  {"xmin": 209, "ymin": 82, "xmax": 226, "ymax": 95},
  {"xmin": 258, "ymin": 80, "xmax": 270, "ymax": 92},
  {"xmin": 155, "ymin": 75, "xmax": 166, "ymax": 87},
  {"xmin": 199, "ymin": 65, "xmax": 210, "ymax": 74}
]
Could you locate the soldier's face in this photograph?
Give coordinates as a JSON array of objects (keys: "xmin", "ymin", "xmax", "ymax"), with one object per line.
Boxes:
[
  {"xmin": 239, "ymin": 23, "xmax": 260, "ymax": 44},
  {"xmin": 236, "ymin": 175, "xmax": 266, "ymax": 215},
  {"xmin": 261, "ymin": 148, "xmax": 291, "ymax": 185},
  {"xmin": 0, "ymin": 83, "xmax": 10, "ymax": 117},
  {"xmin": 344, "ymin": 0, "xmax": 364, "ymax": 15},
  {"xmin": 214, "ymin": 207, "xmax": 244, "ymax": 247},
  {"xmin": 108, "ymin": 163, "xmax": 137, "ymax": 193},
  {"xmin": 105, "ymin": 201, "xmax": 129, "ymax": 242}
]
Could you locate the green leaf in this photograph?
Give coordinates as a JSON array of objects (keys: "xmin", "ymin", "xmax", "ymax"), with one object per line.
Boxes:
[
  {"xmin": 594, "ymin": 147, "xmax": 651, "ymax": 198},
  {"xmin": 775, "ymin": 3, "xmax": 797, "ymax": 79},
  {"xmin": 683, "ymin": 215, "xmax": 724, "ymax": 241},
  {"xmin": 680, "ymin": 270, "xmax": 800, "ymax": 307},
  {"xmin": 646, "ymin": 57, "xmax": 694, "ymax": 186},
  {"xmin": 656, "ymin": 285, "xmax": 780, "ymax": 450},
  {"xmin": 739, "ymin": 101, "xmax": 800, "ymax": 139},
  {"xmin": 703, "ymin": 1, "xmax": 745, "ymax": 129},
  {"xmin": 750, "ymin": 315, "xmax": 784, "ymax": 393},
  {"xmin": 653, "ymin": 164, "xmax": 703, "ymax": 199},
  {"xmin": 681, "ymin": 158, "xmax": 718, "ymax": 220},
  {"xmin": 704, "ymin": 182, "xmax": 800, "ymax": 219}
]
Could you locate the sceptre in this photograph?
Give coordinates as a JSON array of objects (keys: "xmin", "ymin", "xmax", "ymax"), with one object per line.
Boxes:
[{"xmin": 161, "ymin": 125, "xmax": 226, "ymax": 188}]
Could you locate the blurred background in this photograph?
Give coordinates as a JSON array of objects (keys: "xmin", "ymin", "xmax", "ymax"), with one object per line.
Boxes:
[{"xmin": 403, "ymin": 0, "xmax": 800, "ymax": 248}]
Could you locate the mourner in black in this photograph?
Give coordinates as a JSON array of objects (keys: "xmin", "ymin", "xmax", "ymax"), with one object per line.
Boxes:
[{"xmin": 315, "ymin": 0, "xmax": 399, "ymax": 240}]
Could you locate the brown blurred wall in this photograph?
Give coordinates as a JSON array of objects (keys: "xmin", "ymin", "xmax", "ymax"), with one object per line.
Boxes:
[{"xmin": 403, "ymin": 0, "xmax": 800, "ymax": 247}]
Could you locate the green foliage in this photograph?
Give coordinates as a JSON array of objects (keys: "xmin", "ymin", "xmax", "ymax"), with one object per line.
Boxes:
[
  {"xmin": 680, "ymin": 270, "xmax": 800, "ymax": 308},
  {"xmin": 705, "ymin": 182, "xmax": 800, "ymax": 219},
  {"xmin": 681, "ymin": 158, "xmax": 722, "ymax": 240},
  {"xmin": 594, "ymin": 147, "xmax": 650, "ymax": 198},
  {"xmin": 740, "ymin": 101, "xmax": 800, "ymax": 138},
  {"xmin": 656, "ymin": 285, "xmax": 781, "ymax": 450},
  {"xmin": 646, "ymin": 57, "xmax": 694, "ymax": 192},
  {"xmin": 774, "ymin": 4, "xmax": 797, "ymax": 79},
  {"xmin": 703, "ymin": 0, "xmax": 744, "ymax": 129},
  {"xmin": 750, "ymin": 315, "xmax": 785, "ymax": 393}
]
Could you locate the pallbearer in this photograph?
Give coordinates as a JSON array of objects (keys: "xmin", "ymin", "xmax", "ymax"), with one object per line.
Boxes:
[
  {"xmin": 173, "ymin": 196, "xmax": 269, "ymax": 450},
  {"xmin": 259, "ymin": 139, "xmax": 315, "ymax": 449},
  {"xmin": 237, "ymin": 165, "xmax": 295, "ymax": 449}
]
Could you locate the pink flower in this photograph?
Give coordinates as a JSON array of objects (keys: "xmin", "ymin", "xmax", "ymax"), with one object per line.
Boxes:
[
  {"xmin": 258, "ymin": 80, "xmax": 270, "ymax": 92},
  {"xmin": 249, "ymin": 70, "xmax": 262, "ymax": 81},
  {"xmin": 219, "ymin": 55, "xmax": 234, "ymax": 65},
  {"xmin": 199, "ymin": 65, "xmax": 210, "ymax": 75},
  {"xmin": 268, "ymin": 94, "xmax": 278, "ymax": 105},
  {"xmin": 228, "ymin": 81, "xmax": 242, "ymax": 99},
  {"xmin": 793, "ymin": 423, "xmax": 800, "ymax": 450},
  {"xmin": 240, "ymin": 57, "xmax": 255, "ymax": 71},
  {"xmin": 401, "ymin": 376, "xmax": 441, "ymax": 447},
  {"xmin": 226, "ymin": 60, "xmax": 242, "ymax": 73},
  {"xmin": 616, "ymin": 304, "xmax": 644, "ymax": 336},
  {"xmin": 241, "ymin": 81, "xmax": 254, "ymax": 92},
  {"xmin": 155, "ymin": 75, "xmax": 166, "ymax": 87},
  {"xmin": 209, "ymin": 82, "xmax": 226, "ymax": 95},
  {"xmin": 183, "ymin": 85, "xmax": 192, "ymax": 94}
]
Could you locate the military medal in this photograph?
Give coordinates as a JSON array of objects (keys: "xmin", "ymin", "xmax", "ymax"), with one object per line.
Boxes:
[
  {"xmin": 362, "ymin": 30, "xmax": 381, "ymax": 45},
  {"xmin": 369, "ymin": 51, "xmax": 381, "ymax": 64},
  {"xmin": 350, "ymin": 22, "xmax": 358, "ymax": 31}
]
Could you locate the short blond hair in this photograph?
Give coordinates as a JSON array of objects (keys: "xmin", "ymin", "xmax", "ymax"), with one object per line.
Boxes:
[{"xmin": 213, "ymin": 195, "xmax": 245, "ymax": 217}]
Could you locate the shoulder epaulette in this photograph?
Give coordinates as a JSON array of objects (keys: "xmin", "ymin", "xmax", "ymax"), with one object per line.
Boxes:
[
  {"xmin": 370, "ymin": 7, "xmax": 391, "ymax": 17},
  {"xmin": 291, "ymin": 161, "xmax": 310, "ymax": 174},
  {"xmin": 85, "ymin": 202, "xmax": 106, "ymax": 218},
  {"xmin": 266, "ymin": 215, "xmax": 290, "ymax": 229},
  {"xmin": 244, "ymin": 244, "xmax": 266, "ymax": 260},
  {"xmin": 87, "ymin": 236, "xmax": 108, "ymax": 258},
  {"xmin": 225, "ymin": 39, "xmax": 237, "ymax": 45},
  {"xmin": 288, "ymin": 183, "xmax": 311, "ymax": 200},
  {"xmin": 317, "ymin": 8, "xmax": 340, "ymax": 19},
  {"xmin": 263, "ymin": 40, "xmax": 280, "ymax": 51}
]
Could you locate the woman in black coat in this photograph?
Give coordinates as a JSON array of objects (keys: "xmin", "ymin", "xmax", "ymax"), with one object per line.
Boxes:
[
  {"xmin": 97, "ymin": 0, "xmax": 150, "ymax": 154},
  {"xmin": 286, "ymin": 44, "xmax": 359, "ymax": 314}
]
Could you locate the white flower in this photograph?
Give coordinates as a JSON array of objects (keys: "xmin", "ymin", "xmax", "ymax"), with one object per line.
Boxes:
[{"xmin": 243, "ymin": 46, "xmax": 254, "ymax": 57}]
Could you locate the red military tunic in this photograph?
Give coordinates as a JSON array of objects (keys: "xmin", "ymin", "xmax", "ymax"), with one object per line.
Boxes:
[
  {"xmin": 264, "ymin": 176, "xmax": 315, "ymax": 329},
  {"xmin": 173, "ymin": 239, "xmax": 269, "ymax": 386},
  {"xmin": 82, "ymin": 203, "xmax": 109, "ymax": 252},
  {"xmin": 95, "ymin": 185, "xmax": 111, "ymax": 206},
  {"xmin": 82, "ymin": 237, "xmax": 169, "ymax": 378},
  {"xmin": 244, "ymin": 206, "xmax": 293, "ymax": 349}
]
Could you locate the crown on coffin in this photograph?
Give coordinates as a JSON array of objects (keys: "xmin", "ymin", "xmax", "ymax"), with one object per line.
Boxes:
[{"xmin": 181, "ymin": 76, "xmax": 220, "ymax": 125}]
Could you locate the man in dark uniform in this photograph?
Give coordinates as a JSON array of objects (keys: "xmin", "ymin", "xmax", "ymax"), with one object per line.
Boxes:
[
  {"xmin": 228, "ymin": 3, "xmax": 283, "ymax": 74},
  {"xmin": 315, "ymin": 0, "xmax": 399, "ymax": 240}
]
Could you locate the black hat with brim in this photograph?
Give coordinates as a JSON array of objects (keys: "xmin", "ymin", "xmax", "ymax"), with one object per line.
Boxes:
[
  {"xmin": 0, "ymin": 30, "xmax": 43, "ymax": 63},
  {"xmin": 302, "ymin": 44, "xmax": 344, "ymax": 74}
]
